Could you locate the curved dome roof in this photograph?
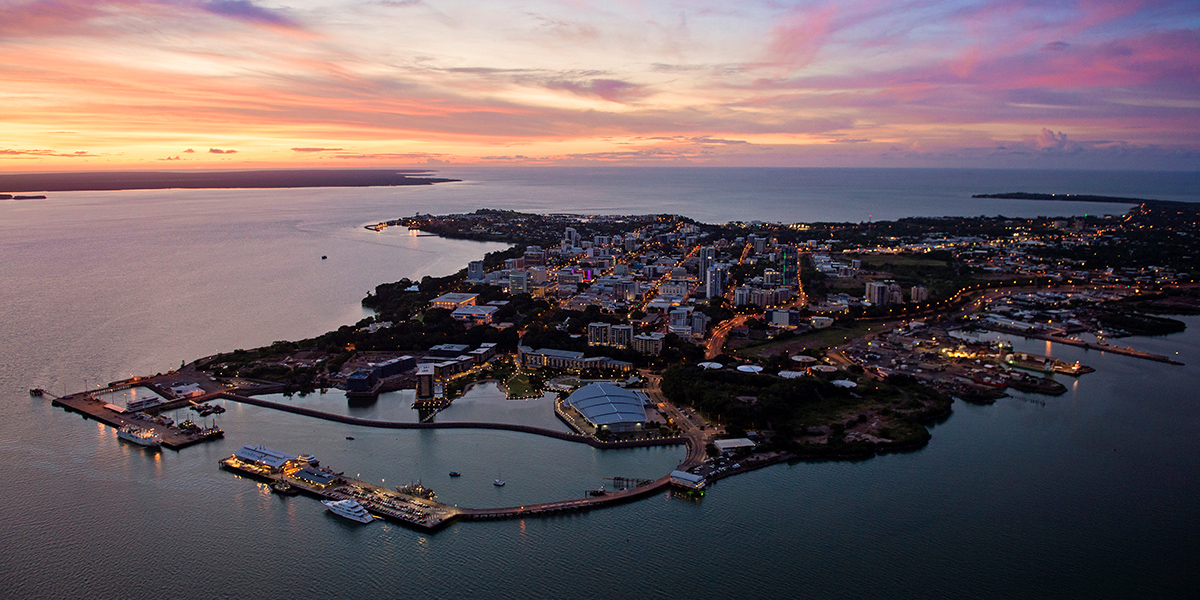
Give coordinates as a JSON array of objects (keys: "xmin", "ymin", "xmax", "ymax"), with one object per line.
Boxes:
[{"xmin": 566, "ymin": 383, "xmax": 647, "ymax": 427}]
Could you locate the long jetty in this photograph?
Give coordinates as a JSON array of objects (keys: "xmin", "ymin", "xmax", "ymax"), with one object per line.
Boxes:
[
  {"xmin": 980, "ymin": 326, "xmax": 1184, "ymax": 365},
  {"xmin": 215, "ymin": 392, "xmax": 688, "ymax": 450}
]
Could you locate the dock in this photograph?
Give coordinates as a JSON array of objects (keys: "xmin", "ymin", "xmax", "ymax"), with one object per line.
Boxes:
[
  {"xmin": 981, "ymin": 325, "xmax": 1184, "ymax": 365},
  {"xmin": 51, "ymin": 389, "xmax": 224, "ymax": 450},
  {"xmin": 219, "ymin": 455, "xmax": 459, "ymax": 531}
]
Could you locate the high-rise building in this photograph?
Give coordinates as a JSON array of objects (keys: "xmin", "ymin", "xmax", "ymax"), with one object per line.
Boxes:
[
  {"xmin": 865, "ymin": 281, "xmax": 890, "ymax": 306},
  {"xmin": 564, "ymin": 227, "xmax": 580, "ymax": 247},
  {"xmin": 632, "ymin": 332, "xmax": 666, "ymax": 355},
  {"xmin": 698, "ymin": 246, "xmax": 716, "ymax": 277},
  {"xmin": 587, "ymin": 322, "xmax": 611, "ymax": 346},
  {"xmin": 733, "ymin": 286, "xmax": 752, "ymax": 306},
  {"xmin": 668, "ymin": 307, "xmax": 693, "ymax": 335},
  {"xmin": 610, "ymin": 325, "xmax": 634, "ymax": 348},
  {"xmin": 614, "ymin": 279, "xmax": 639, "ymax": 302},
  {"xmin": 705, "ymin": 266, "xmax": 726, "ymax": 299},
  {"xmin": 763, "ymin": 268, "xmax": 781, "ymax": 286},
  {"xmin": 887, "ymin": 283, "xmax": 904, "ymax": 305},
  {"xmin": 509, "ymin": 270, "xmax": 529, "ymax": 295},
  {"xmin": 910, "ymin": 285, "xmax": 929, "ymax": 303},
  {"xmin": 467, "ymin": 260, "xmax": 484, "ymax": 281},
  {"xmin": 691, "ymin": 312, "xmax": 712, "ymax": 338}
]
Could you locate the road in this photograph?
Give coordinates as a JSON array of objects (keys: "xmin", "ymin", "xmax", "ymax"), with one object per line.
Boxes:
[{"xmin": 640, "ymin": 369, "xmax": 713, "ymax": 469}]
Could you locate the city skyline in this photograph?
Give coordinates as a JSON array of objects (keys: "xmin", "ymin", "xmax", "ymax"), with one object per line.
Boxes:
[{"xmin": 2, "ymin": 0, "xmax": 1199, "ymax": 171}]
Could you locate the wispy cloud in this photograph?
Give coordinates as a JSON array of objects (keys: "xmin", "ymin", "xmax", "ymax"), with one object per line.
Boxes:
[{"xmin": 0, "ymin": 0, "xmax": 1196, "ymax": 169}]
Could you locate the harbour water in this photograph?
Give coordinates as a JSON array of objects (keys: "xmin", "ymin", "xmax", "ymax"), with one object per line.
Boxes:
[{"xmin": 1, "ymin": 168, "xmax": 1198, "ymax": 598}]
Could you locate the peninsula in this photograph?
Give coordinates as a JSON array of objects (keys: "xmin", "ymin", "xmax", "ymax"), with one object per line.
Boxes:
[
  {"xmin": 44, "ymin": 201, "xmax": 1198, "ymax": 531},
  {"xmin": 0, "ymin": 168, "xmax": 458, "ymax": 193},
  {"xmin": 972, "ymin": 191, "xmax": 1198, "ymax": 207}
]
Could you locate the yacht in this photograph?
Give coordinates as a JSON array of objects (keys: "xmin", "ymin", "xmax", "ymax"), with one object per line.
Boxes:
[
  {"xmin": 321, "ymin": 499, "xmax": 374, "ymax": 523},
  {"xmin": 117, "ymin": 424, "xmax": 162, "ymax": 449}
]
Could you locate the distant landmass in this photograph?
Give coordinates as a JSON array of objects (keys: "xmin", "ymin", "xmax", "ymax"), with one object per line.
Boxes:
[
  {"xmin": 0, "ymin": 169, "xmax": 459, "ymax": 193},
  {"xmin": 972, "ymin": 192, "xmax": 1196, "ymax": 206}
]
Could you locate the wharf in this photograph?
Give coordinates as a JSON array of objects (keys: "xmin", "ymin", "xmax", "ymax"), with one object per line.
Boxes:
[
  {"xmin": 981, "ymin": 325, "xmax": 1184, "ymax": 365},
  {"xmin": 51, "ymin": 391, "xmax": 223, "ymax": 450},
  {"xmin": 1005, "ymin": 352, "xmax": 1095, "ymax": 376},
  {"xmin": 219, "ymin": 457, "xmax": 458, "ymax": 531},
  {"xmin": 457, "ymin": 476, "xmax": 671, "ymax": 521}
]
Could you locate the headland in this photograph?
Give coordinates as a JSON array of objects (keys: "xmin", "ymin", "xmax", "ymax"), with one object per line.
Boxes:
[{"xmin": 0, "ymin": 168, "xmax": 458, "ymax": 193}]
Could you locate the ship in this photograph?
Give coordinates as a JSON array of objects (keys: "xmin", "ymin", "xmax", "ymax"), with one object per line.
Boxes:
[
  {"xmin": 117, "ymin": 424, "xmax": 162, "ymax": 449},
  {"xmin": 321, "ymin": 499, "xmax": 374, "ymax": 523},
  {"xmin": 395, "ymin": 481, "xmax": 436, "ymax": 500}
]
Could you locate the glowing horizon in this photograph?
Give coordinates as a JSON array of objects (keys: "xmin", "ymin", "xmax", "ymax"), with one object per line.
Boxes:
[{"xmin": 2, "ymin": 0, "xmax": 1199, "ymax": 171}]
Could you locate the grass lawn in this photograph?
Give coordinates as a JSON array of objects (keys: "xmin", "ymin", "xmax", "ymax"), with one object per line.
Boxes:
[
  {"xmin": 739, "ymin": 321, "xmax": 880, "ymax": 357},
  {"xmin": 505, "ymin": 372, "xmax": 538, "ymax": 397}
]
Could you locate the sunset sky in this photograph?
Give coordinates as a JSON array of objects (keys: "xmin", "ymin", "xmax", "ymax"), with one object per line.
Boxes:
[{"xmin": 2, "ymin": 0, "xmax": 1198, "ymax": 170}]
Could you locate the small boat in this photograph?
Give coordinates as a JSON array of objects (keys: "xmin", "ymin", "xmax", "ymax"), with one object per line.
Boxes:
[
  {"xmin": 448, "ymin": 471, "xmax": 461, "ymax": 477},
  {"xmin": 493, "ymin": 479, "xmax": 505, "ymax": 487},
  {"xmin": 345, "ymin": 436, "xmax": 355, "ymax": 440},
  {"xmin": 271, "ymin": 481, "xmax": 299, "ymax": 496},
  {"xmin": 321, "ymin": 255, "xmax": 328, "ymax": 260},
  {"xmin": 29, "ymin": 388, "xmax": 44, "ymax": 397},
  {"xmin": 321, "ymin": 499, "xmax": 374, "ymax": 524}
]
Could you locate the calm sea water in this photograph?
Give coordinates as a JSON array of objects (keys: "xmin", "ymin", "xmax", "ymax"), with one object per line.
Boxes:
[{"xmin": 1, "ymin": 168, "xmax": 1198, "ymax": 599}]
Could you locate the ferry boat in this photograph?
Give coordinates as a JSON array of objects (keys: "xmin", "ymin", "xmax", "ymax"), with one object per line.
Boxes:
[
  {"xmin": 321, "ymin": 499, "xmax": 374, "ymax": 523},
  {"xmin": 117, "ymin": 424, "xmax": 162, "ymax": 449}
]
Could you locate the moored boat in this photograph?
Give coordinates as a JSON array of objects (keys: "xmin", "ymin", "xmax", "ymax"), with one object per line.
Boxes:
[
  {"xmin": 117, "ymin": 424, "xmax": 162, "ymax": 448},
  {"xmin": 321, "ymin": 499, "xmax": 374, "ymax": 523},
  {"xmin": 271, "ymin": 481, "xmax": 300, "ymax": 496}
]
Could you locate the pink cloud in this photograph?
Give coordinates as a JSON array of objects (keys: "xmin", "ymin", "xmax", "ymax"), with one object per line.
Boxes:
[{"xmin": 765, "ymin": 5, "xmax": 837, "ymax": 71}]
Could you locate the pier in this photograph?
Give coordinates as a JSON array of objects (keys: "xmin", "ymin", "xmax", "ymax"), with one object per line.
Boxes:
[
  {"xmin": 50, "ymin": 389, "xmax": 224, "ymax": 450},
  {"xmin": 219, "ymin": 454, "xmax": 458, "ymax": 531},
  {"xmin": 457, "ymin": 476, "xmax": 671, "ymax": 521},
  {"xmin": 981, "ymin": 325, "xmax": 1185, "ymax": 365}
]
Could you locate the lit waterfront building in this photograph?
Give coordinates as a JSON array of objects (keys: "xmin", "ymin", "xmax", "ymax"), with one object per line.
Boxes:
[{"xmin": 563, "ymin": 383, "xmax": 648, "ymax": 433}]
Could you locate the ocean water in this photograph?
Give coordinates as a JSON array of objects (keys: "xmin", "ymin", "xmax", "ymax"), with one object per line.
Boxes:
[{"xmin": 1, "ymin": 168, "xmax": 1198, "ymax": 599}]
